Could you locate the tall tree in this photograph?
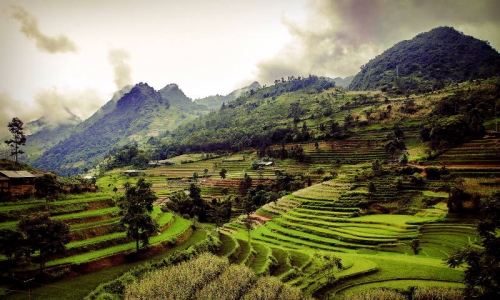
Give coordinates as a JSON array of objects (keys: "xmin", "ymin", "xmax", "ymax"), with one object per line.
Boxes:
[
  {"xmin": 4, "ymin": 117, "xmax": 26, "ymax": 163},
  {"xmin": 118, "ymin": 179, "xmax": 158, "ymax": 253},
  {"xmin": 18, "ymin": 212, "xmax": 70, "ymax": 273}
]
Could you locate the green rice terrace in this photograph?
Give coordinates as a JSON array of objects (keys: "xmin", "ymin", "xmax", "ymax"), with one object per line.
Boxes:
[{"xmin": 1, "ymin": 132, "xmax": 499, "ymax": 299}]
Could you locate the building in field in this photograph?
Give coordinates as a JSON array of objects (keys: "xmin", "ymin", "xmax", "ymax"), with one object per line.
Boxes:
[{"xmin": 0, "ymin": 170, "xmax": 36, "ymax": 197}]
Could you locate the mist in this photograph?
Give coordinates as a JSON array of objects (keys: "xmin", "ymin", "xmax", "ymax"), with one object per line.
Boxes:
[
  {"xmin": 256, "ymin": 0, "xmax": 500, "ymax": 84},
  {"xmin": 0, "ymin": 88, "xmax": 106, "ymax": 138},
  {"xmin": 10, "ymin": 5, "xmax": 77, "ymax": 54},
  {"xmin": 109, "ymin": 49, "xmax": 133, "ymax": 90}
]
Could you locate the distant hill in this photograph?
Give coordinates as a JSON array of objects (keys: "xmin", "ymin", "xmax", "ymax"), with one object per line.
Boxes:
[
  {"xmin": 23, "ymin": 114, "xmax": 82, "ymax": 164},
  {"xmin": 195, "ymin": 82, "xmax": 261, "ymax": 111},
  {"xmin": 32, "ymin": 83, "xmax": 210, "ymax": 174},
  {"xmin": 349, "ymin": 26, "xmax": 500, "ymax": 93},
  {"xmin": 330, "ymin": 76, "xmax": 354, "ymax": 88}
]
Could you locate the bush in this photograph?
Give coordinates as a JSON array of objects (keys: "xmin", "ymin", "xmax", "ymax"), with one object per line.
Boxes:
[
  {"xmin": 425, "ymin": 167, "xmax": 441, "ymax": 180},
  {"xmin": 413, "ymin": 286, "xmax": 463, "ymax": 300},
  {"xmin": 345, "ymin": 288, "xmax": 406, "ymax": 300},
  {"xmin": 410, "ymin": 173, "xmax": 425, "ymax": 185}
]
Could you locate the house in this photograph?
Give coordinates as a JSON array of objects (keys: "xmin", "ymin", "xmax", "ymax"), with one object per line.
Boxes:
[
  {"xmin": 257, "ymin": 161, "xmax": 274, "ymax": 167},
  {"xmin": 0, "ymin": 170, "xmax": 36, "ymax": 197},
  {"xmin": 121, "ymin": 170, "xmax": 143, "ymax": 177}
]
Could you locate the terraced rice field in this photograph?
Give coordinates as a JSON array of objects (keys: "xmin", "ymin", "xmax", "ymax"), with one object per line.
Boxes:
[
  {"xmin": 219, "ymin": 167, "xmax": 480, "ymax": 297},
  {"xmin": 0, "ymin": 193, "xmax": 194, "ymax": 274}
]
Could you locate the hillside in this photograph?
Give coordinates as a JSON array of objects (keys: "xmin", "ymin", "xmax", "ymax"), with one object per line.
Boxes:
[
  {"xmin": 349, "ymin": 26, "xmax": 500, "ymax": 93},
  {"xmin": 31, "ymin": 83, "xmax": 210, "ymax": 174},
  {"xmin": 154, "ymin": 75, "xmax": 337, "ymax": 158},
  {"xmin": 195, "ymin": 81, "xmax": 262, "ymax": 111}
]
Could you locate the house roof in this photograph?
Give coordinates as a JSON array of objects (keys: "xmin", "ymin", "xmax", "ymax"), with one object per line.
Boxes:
[{"xmin": 0, "ymin": 170, "xmax": 36, "ymax": 178}]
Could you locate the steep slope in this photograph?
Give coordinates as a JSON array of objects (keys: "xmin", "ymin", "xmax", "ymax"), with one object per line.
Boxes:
[
  {"xmin": 23, "ymin": 115, "xmax": 82, "ymax": 164},
  {"xmin": 195, "ymin": 81, "xmax": 261, "ymax": 111},
  {"xmin": 21, "ymin": 87, "xmax": 132, "ymax": 166},
  {"xmin": 155, "ymin": 75, "xmax": 336, "ymax": 156},
  {"xmin": 32, "ymin": 83, "xmax": 209, "ymax": 174},
  {"xmin": 349, "ymin": 26, "xmax": 500, "ymax": 93}
]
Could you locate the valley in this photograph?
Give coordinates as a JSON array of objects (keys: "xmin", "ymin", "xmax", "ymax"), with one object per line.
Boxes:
[{"xmin": 1, "ymin": 26, "xmax": 500, "ymax": 300}]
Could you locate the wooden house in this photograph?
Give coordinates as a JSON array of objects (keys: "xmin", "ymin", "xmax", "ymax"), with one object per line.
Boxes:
[{"xmin": 0, "ymin": 170, "xmax": 36, "ymax": 197}]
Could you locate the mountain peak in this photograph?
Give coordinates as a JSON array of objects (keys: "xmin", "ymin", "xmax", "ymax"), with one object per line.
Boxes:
[
  {"xmin": 349, "ymin": 26, "xmax": 500, "ymax": 92},
  {"xmin": 116, "ymin": 82, "xmax": 167, "ymax": 111},
  {"xmin": 159, "ymin": 83, "xmax": 193, "ymax": 106}
]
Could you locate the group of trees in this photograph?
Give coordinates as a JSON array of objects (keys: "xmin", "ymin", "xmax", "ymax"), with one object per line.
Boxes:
[
  {"xmin": 0, "ymin": 212, "xmax": 70, "ymax": 273},
  {"xmin": 420, "ymin": 81, "xmax": 499, "ymax": 151},
  {"xmin": 164, "ymin": 183, "xmax": 231, "ymax": 225},
  {"xmin": 447, "ymin": 192, "xmax": 500, "ymax": 299},
  {"xmin": 106, "ymin": 144, "xmax": 150, "ymax": 170}
]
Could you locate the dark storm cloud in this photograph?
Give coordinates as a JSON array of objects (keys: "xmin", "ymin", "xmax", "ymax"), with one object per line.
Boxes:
[
  {"xmin": 256, "ymin": 0, "xmax": 500, "ymax": 84},
  {"xmin": 108, "ymin": 49, "xmax": 133, "ymax": 90},
  {"xmin": 10, "ymin": 5, "xmax": 78, "ymax": 54}
]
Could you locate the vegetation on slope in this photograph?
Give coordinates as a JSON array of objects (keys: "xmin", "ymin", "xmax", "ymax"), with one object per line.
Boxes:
[{"xmin": 349, "ymin": 26, "xmax": 500, "ymax": 94}]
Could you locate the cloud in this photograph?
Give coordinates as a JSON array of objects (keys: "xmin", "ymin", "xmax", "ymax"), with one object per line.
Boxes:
[
  {"xmin": 108, "ymin": 49, "xmax": 133, "ymax": 90},
  {"xmin": 32, "ymin": 88, "xmax": 104, "ymax": 125},
  {"xmin": 0, "ymin": 88, "xmax": 106, "ymax": 138},
  {"xmin": 10, "ymin": 5, "xmax": 77, "ymax": 54},
  {"xmin": 0, "ymin": 93, "xmax": 23, "ymax": 137},
  {"xmin": 255, "ymin": 0, "xmax": 500, "ymax": 84}
]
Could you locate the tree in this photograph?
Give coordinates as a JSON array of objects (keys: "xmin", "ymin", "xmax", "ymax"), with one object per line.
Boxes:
[
  {"xmin": 4, "ymin": 117, "xmax": 26, "ymax": 163},
  {"xmin": 243, "ymin": 217, "xmax": 253, "ymax": 243},
  {"xmin": 18, "ymin": 212, "xmax": 70, "ymax": 273},
  {"xmin": 0, "ymin": 229, "xmax": 26, "ymax": 262},
  {"xmin": 399, "ymin": 152, "xmax": 409, "ymax": 166},
  {"xmin": 34, "ymin": 174, "xmax": 60, "ymax": 202},
  {"xmin": 446, "ymin": 193, "xmax": 500, "ymax": 299},
  {"xmin": 367, "ymin": 182, "xmax": 376, "ymax": 200},
  {"xmin": 242, "ymin": 191, "xmax": 256, "ymax": 218},
  {"xmin": 410, "ymin": 239, "xmax": 421, "ymax": 255},
  {"xmin": 219, "ymin": 168, "xmax": 227, "ymax": 179},
  {"xmin": 118, "ymin": 179, "xmax": 158, "ymax": 253}
]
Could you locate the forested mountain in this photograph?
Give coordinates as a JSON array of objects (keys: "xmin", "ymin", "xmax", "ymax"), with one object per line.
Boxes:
[
  {"xmin": 23, "ymin": 115, "xmax": 81, "ymax": 163},
  {"xmin": 153, "ymin": 75, "xmax": 337, "ymax": 158},
  {"xmin": 21, "ymin": 87, "xmax": 131, "ymax": 166},
  {"xmin": 195, "ymin": 81, "xmax": 261, "ymax": 111},
  {"xmin": 349, "ymin": 26, "xmax": 500, "ymax": 93},
  {"xmin": 32, "ymin": 83, "xmax": 210, "ymax": 174}
]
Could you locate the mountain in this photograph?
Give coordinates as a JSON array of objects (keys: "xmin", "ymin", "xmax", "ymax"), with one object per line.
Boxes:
[
  {"xmin": 32, "ymin": 83, "xmax": 210, "ymax": 174},
  {"xmin": 155, "ymin": 76, "xmax": 336, "ymax": 156},
  {"xmin": 22, "ymin": 114, "xmax": 82, "ymax": 164},
  {"xmin": 25, "ymin": 113, "xmax": 81, "ymax": 136},
  {"xmin": 348, "ymin": 26, "xmax": 500, "ymax": 93},
  {"xmin": 330, "ymin": 76, "xmax": 354, "ymax": 88},
  {"xmin": 195, "ymin": 81, "xmax": 261, "ymax": 111}
]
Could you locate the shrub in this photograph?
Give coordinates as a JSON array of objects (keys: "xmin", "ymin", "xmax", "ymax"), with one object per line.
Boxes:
[
  {"xmin": 413, "ymin": 286, "xmax": 463, "ymax": 300},
  {"xmin": 345, "ymin": 288, "xmax": 406, "ymax": 300},
  {"xmin": 425, "ymin": 167, "xmax": 441, "ymax": 180}
]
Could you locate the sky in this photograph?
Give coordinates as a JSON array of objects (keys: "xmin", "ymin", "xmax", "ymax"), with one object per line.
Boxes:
[{"xmin": 1, "ymin": 0, "xmax": 500, "ymax": 135}]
